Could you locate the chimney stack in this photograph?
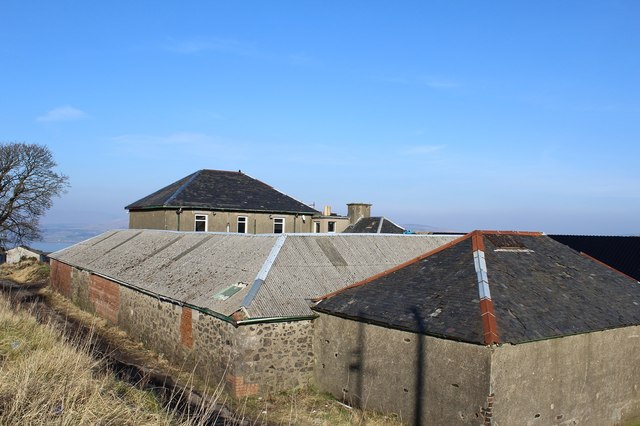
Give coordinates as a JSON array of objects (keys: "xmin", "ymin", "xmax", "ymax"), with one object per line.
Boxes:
[
  {"xmin": 347, "ymin": 203, "xmax": 372, "ymax": 225},
  {"xmin": 323, "ymin": 205, "xmax": 332, "ymax": 216}
]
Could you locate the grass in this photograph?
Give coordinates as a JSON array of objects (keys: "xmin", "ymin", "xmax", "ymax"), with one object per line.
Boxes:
[
  {"xmin": 0, "ymin": 293, "xmax": 184, "ymax": 425},
  {"xmin": 242, "ymin": 386, "xmax": 402, "ymax": 426},
  {"xmin": 0, "ymin": 261, "xmax": 406, "ymax": 425}
]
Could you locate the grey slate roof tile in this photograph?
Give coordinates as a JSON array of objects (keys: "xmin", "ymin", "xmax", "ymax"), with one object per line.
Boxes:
[
  {"xmin": 343, "ymin": 217, "xmax": 405, "ymax": 234},
  {"xmin": 549, "ymin": 234, "xmax": 640, "ymax": 281},
  {"xmin": 126, "ymin": 169, "xmax": 319, "ymax": 215},
  {"xmin": 313, "ymin": 231, "xmax": 640, "ymax": 345}
]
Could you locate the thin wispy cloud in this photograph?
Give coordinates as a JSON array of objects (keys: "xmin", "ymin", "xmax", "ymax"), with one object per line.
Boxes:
[
  {"xmin": 165, "ymin": 37, "xmax": 320, "ymax": 69},
  {"xmin": 406, "ymin": 144, "xmax": 446, "ymax": 155},
  {"xmin": 373, "ymin": 74, "xmax": 460, "ymax": 89},
  {"xmin": 417, "ymin": 76, "xmax": 460, "ymax": 89},
  {"xmin": 165, "ymin": 36, "xmax": 257, "ymax": 56},
  {"xmin": 37, "ymin": 106, "xmax": 88, "ymax": 122},
  {"xmin": 112, "ymin": 132, "xmax": 218, "ymax": 147}
]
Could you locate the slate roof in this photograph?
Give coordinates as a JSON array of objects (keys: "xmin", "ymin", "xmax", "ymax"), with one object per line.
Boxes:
[
  {"xmin": 313, "ymin": 231, "xmax": 640, "ymax": 345},
  {"xmin": 343, "ymin": 217, "xmax": 406, "ymax": 234},
  {"xmin": 125, "ymin": 169, "xmax": 319, "ymax": 215},
  {"xmin": 49, "ymin": 229, "xmax": 459, "ymax": 321},
  {"xmin": 549, "ymin": 234, "xmax": 640, "ymax": 281}
]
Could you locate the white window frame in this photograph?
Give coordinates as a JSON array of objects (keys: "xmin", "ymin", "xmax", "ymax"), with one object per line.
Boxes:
[
  {"xmin": 273, "ymin": 217, "xmax": 285, "ymax": 234},
  {"xmin": 237, "ymin": 216, "xmax": 248, "ymax": 234},
  {"xmin": 194, "ymin": 214, "xmax": 208, "ymax": 232},
  {"xmin": 313, "ymin": 221, "xmax": 321, "ymax": 233},
  {"xmin": 328, "ymin": 221, "xmax": 336, "ymax": 233}
]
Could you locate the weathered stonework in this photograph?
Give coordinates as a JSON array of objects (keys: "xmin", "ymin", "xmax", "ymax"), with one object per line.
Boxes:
[{"xmin": 49, "ymin": 259, "xmax": 316, "ymax": 398}]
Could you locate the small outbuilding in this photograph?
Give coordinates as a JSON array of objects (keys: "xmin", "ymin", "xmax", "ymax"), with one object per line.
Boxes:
[
  {"xmin": 312, "ymin": 230, "xmax": 640, "ymax": 425},
  {"xmin": 4, "ymin": 245, "xmax": 49, "ymax": 264},
  {"xmin": 48, "ymin": 229, "xmax": 458, "ymax": 397}
]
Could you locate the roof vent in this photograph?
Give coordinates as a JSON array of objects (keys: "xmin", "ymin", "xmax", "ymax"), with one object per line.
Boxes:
[
  {"xmin": 213, "ymin": 281, "xmax": 248, "ymax": 301},
  {"xmin": 485, "ymin": 234, "xmax": 534, "ymax": 253}
]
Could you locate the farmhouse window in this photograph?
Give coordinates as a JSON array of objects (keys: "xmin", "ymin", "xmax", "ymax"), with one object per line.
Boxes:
[
  {"xmin": 195, "ymin": 214, "xmax": 208, "ymax": 232},
  {"xmin": 237, "ymin": 216, "xmax": 248, "ymax": 233},
  {"xmin": 273, "ymin": 217, "xmax": 285, "ymax": 234},
  {"xmin": 328, "ymin": 221, "xmax": 336, "ymax": 233},
  {"xmin": 314, "ymin": 222, "xmax": 321, "ymax": 233}
]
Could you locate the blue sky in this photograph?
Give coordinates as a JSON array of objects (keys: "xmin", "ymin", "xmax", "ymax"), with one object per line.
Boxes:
[{"xmin": 1, "ymin": 1, "xmax": 639, "ymax": 235}]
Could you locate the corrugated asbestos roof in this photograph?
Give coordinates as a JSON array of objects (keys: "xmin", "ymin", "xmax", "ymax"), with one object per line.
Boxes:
[
  {"xmin": 125, "ymin": 169, "xmax": 319, "ymax": 215},
  {"xmin": 49, "ymin": 229, "xmax": 459, "ymax": 320},
  {"xmin": 313, "ymin": 231, "xmax": 640, "ymax": 345}
]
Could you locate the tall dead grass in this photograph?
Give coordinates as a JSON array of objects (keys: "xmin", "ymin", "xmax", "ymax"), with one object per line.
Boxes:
[{"xmin": 0, "ymin": 295, "xmax": 182, "ymax": 425}]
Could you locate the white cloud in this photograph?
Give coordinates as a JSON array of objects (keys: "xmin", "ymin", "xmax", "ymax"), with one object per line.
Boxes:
[
  {"xmin": 165, "ymin": 37, "xmax": 253, "ymax": 55},
  {"xmin": 111, "ymin": 132, "xmax": 217, "ymax": 147},
  {"xmin": 406, "ymin": 144, "xmax": 446, "ymax": 155},
  {"xmin": 418, "ymin": 76, "xmax": 459, "ymax": 89},
  {"xmin": 37, "ymin": 106, "xmax": 88, "ymax": 122}
]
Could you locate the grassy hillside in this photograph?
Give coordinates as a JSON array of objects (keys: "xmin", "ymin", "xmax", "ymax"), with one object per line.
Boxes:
[
  {"xmin": 0, "ymin": 261, "xmax": 403, "ymax": 425},
  {"xmin": 0, "ymin": 288, "xmax": 186, "ymax": 424}
]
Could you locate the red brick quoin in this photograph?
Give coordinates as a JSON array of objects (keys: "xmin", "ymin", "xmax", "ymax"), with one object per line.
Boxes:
[
  {"xmin": 89, "ymin": 275, "xmax": 120, "ymax": 324},
  {"xmin": 50, "ymin": 260, "xmax": 72, "ymax": 298},
  {"xmin": 180, "ymin": 306, "xmax": 193, "ymax": 348}
]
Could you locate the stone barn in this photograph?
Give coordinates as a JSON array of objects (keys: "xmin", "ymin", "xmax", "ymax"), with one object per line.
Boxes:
[
  {"xmin": 48, "ymin": 229, "xmax": 458, "ymax": 397},
  {"xmin": 312, "ymin": 231, "xmax": 640, "ymax": 425}
]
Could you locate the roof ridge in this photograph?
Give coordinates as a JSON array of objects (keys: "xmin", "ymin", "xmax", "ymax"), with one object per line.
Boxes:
[
  {"xmin": 471, "ymin": 231, "xmax": 500, "ymax": 345},
  {"xmin": 476, "ymin": 230, "xmax": 543, "ymax": 236},
  {"xmin": 164, "ymin": 170, "xmax": 202, "ymax": 206},
  {"xmin": 313, "ymin": 232, "xmax": 473, "ymax": 302},
  {"xmin": 241, "ymin": 234, "xmax": 288, "ymax": 312}
]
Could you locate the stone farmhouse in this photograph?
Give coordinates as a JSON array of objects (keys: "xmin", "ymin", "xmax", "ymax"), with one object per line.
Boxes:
[
  {"xmin": 313, "ymin": 231, "xmax": 640, "ymax": 425},
  {"xmin": 125, "ymin": 169, "xmax": 379, "ymax": 234},
  {"xmin": 49, "ymin": 229, "xmax": 458, "ymax": 397}
]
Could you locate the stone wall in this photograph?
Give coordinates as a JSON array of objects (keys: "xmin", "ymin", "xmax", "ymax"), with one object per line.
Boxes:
[
  {"xmin": 313, "ymin": 312, "xmax": 492, "ymax": 425},
  {"xmin": 49, "ymin": 259, "xmax": 315, "ymax": 398}
]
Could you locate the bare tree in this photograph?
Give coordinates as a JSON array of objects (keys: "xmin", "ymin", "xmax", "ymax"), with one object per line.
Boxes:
[{"xmin": 0, "ymin": 142, "xmax": 69, "ymax": 247}]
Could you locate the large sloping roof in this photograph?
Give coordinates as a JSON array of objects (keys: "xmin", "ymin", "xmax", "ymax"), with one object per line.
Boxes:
[
  {"xmin": 49, "ymin": 230, "xmax": 459, "ymax": 321},
  {"xmin": 549, "ymin": 234, "xmax": 640, "ymax": 281},
  {"xmin": 313, "ymin": 231, "xmax": 640, "ymax": 345},
  {"xmin": 343, "ymin": 217, "xmax": 406, "ymax": 234},
  {"xmin": 125, "ymin": 169, "xmax": 319, "ymax": 215}
]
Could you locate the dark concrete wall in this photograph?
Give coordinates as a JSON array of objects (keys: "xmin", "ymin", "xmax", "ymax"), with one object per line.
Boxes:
[
  {"xmin": 313, "ymin": 313, "xmax": 492, "ymax": 425},
  {"xmin": 491, "ymin": 327, "xmax": 640, "ymax": 425}
]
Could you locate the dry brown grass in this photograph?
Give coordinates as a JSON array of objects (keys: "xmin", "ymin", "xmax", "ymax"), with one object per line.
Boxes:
[
  {"xmin": 1, "ymin": 260, "xmax": 405, "ymax": 425},
  {"xmin": 0, "ymin": 295, "xmax": 183, "ymax": 425},
  {"xmin": 0, "ymin": 258, "xmax": 49, "ymax": 283},
  {"xmin": 241, "ymin": 386, "xmax": 403, "ymax": 426}
]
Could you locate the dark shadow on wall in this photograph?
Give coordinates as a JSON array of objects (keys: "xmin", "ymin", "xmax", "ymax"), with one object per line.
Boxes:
[
  {"xmin": 348, "ymin": 312, "xmax": 366, "ymax": 409},
  {"xmin": 412, "ymin": 307, "xmax": 426, "ymax": 426}
]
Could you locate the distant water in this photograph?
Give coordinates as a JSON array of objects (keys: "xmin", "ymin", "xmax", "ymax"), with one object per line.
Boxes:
[{"xmin": 29, "ymin": 241, "xmax": 77, "ymax": 253}]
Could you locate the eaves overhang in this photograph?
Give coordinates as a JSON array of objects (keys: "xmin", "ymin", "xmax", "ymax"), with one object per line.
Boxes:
[{"xmin": 125, "ymin": 205, "xmax": 320, "ymax": 215}]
